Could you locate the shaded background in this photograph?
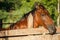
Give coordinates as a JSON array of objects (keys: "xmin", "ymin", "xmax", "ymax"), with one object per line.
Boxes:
[{"xmin": 0, "ymin": 0, "xmax": 59, "ymax": 28}]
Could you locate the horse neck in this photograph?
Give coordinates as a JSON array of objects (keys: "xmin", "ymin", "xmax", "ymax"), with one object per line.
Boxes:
[{"xmin": 33, "ymin": 12, "xmax": 40, "ymax": 28}]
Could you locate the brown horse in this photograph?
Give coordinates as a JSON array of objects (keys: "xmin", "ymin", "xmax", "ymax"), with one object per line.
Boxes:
[{"xmin": 1, "ymin": 3, "xmax": 56, "ymax": 35}]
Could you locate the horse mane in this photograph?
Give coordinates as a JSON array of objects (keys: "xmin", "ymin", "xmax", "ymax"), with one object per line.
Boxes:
[{"xmin": 22, "ymin": 8, "xmax": 36, "ymax": 19}]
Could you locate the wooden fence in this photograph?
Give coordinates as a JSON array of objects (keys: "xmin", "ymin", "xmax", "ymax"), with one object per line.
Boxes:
[{"xmin": 0, "ymin": 27, "xmax": 60, "ymax": 40}]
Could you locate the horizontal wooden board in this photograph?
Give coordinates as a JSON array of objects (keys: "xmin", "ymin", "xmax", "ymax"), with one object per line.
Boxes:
[
  {"xmin": 0, "ymin": 27, "xmax": 60, "ymax": 37},
  {"xmin": 5, "ymin": 34, "xmax": 60, "ymax": 40}
]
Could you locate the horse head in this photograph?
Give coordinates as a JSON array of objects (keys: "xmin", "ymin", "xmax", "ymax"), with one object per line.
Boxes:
[{"xmin": 34, "ymin": 3, "xmax": 56, "ymax": 35}]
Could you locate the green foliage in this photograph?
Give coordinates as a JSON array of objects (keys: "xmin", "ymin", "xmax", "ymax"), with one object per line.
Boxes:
[
  {"xmin": 0, "ymin": 0, "xmax": 58, "ymax": 28},
  {"xmin": 6, "ymin": 0, "xmax": 22, "ymax": 10},
  {"xmin": 0, "ymin": 10, "xmax": 8, "ymax": 19}
]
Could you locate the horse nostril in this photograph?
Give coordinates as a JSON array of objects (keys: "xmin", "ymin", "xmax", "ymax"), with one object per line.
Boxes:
[
  {"xmin": 47, "ymin": 25, "xmax": 56, "ymax": 35},
  {"xmin": 49, "ymin": 29, "xmax": 56, "ymax": 35}
]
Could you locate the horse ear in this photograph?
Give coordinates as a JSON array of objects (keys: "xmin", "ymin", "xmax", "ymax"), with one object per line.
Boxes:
[{"xmin": 34, "ymin": 2, "xmax": 39, "ymax": 9}]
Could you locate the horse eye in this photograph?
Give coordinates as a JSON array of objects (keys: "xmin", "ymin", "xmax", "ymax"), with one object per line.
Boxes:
[{"xmin": 41, "ymin": 14, "xmax": 45, "ymax": 16}]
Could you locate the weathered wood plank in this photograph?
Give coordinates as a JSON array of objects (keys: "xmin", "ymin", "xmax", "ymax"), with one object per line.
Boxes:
[
  {"xmin": 0, "ymin": 38, "xmax": 5, "ymax": 40},
  {"xmin": 0, "ymin": 27, "xmax": 60, "ymax": 40},
  {"xmin": 7, "ymin": 34, "xmax": 60, "ymax": 40},
  {"xmin": 0, "ymin": 27, "xmax": 60, "ymax": 37},
  {"xmin": 0, "ymin": 34, "xmax": 60, "ymax": 40}
]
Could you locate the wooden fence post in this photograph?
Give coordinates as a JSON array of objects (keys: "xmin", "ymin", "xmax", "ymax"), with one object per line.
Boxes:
[
  {"xmin": 0, "ymin": 19, "xmax": 3, "ymax": 30},
  {"xmin": 57, "ymin": 0, "xmax": 60, "ymax": 27}
]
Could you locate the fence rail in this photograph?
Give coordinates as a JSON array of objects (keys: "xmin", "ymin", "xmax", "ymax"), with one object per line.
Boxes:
[{"xmin": 0, "ymin": 27, "xmax": 60, "ymax": 40}]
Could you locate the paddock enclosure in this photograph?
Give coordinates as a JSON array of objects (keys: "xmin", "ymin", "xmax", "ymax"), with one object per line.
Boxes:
[{"xmin": 0, "ymin": 27, "xmax": 60, "ymax": 40}]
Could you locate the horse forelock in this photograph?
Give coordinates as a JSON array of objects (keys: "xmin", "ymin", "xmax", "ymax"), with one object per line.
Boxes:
[{"xmin": 39, "ymin": 5, "xmax": 46, "ymax": 10}]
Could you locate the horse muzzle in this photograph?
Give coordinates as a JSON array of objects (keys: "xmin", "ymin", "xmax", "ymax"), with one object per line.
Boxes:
[{"xmin": 47, "ymin": 25, "xmax": 56, "ymax": 35}]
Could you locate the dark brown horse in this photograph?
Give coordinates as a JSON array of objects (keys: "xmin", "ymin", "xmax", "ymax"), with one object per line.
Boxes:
[{"xmin": 0, "ymin": 3, "xmax": 56, "ymax": 35}]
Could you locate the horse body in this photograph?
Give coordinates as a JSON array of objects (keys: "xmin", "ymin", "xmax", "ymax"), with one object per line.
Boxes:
[{"xmin": 0, "ymin": 3, "xmax": 56, "ymax": 34}]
